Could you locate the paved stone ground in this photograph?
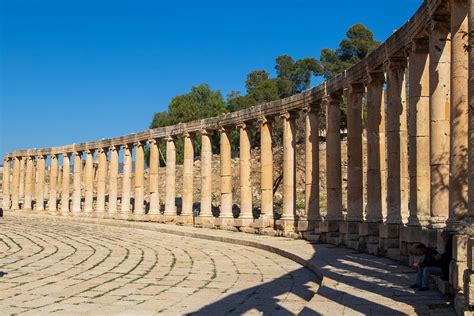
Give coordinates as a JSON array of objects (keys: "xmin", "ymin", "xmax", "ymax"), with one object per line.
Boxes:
[
  {"xmin": 0, "ymin": 216, "xmax": 318, "ymax": 315},
  {"xmin": 0, "ymin": 213, "xmax": 457, "ymax": 315}
]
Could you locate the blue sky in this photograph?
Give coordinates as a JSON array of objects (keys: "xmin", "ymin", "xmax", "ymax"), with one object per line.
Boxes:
[{"xmin": 1, "ymin": 0, "xmax": 420, "ymax": 158}]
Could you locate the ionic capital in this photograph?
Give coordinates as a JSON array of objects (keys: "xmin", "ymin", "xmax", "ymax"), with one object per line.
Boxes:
[
  {"xmin": 134, "ymin": 141, "xmax": 143, "ymax": 148},
  {"xmin": 257, "ymin": 115, "xmax": 272, "ymax": 125},
  {"xmin": 110, "ymin": 145, "xmax": 120, "ymax": 152},
  {"xmin": 385, "ymin": 56, "xmax": 407, "ymax": 71},
  {"xmin": 147, "ymin": 139, "xmax": 157, "ymax": 145},
  {"xmin": 348, "ymin": 82, "xmax": 365, "ymax": 94},
  {"xmin": 166, "ymin": 135, "xmax": 175, "ymax": 142},
  {"xmin": 236, "ymin": 122, "xmax": 247, "ymax": 130},
  {"xmin": 429, "ymin": 15, "xmax": 450, "ymax": 32},
  {"xmin": 367, "ymin": 71, "xmax": 385, "ymax": 85},
  {"xmin": 410, "ymin": 38, "xmax": 429, "ymax": 54},
  {"xmin": 200, "ymin": 129, "xmax": 211, "ymax": 136},
  {"xmin": 329, "ymin": 90, "xmax": 344, "ymax": 104}
]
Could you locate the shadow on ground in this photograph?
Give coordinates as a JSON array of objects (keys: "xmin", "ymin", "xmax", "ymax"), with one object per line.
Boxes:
[{"xmin": 189, "ymin": 243, "xmax": 453, "ymax": 315}]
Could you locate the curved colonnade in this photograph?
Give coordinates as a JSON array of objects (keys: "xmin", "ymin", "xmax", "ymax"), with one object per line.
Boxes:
[{"xmin": 3, "ymin": 0, "xmax": 474, "ymax": 312}]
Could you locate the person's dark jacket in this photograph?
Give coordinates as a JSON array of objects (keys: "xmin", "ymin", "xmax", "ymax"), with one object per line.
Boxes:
[{"xmin": 420, "ymin": 247, "xmax": 440, "ymax": 268}]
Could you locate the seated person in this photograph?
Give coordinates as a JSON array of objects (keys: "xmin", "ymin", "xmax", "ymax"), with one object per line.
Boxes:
[{"xmin": 410, "ymin": 243, "xmax": 442, "ymax": 291}]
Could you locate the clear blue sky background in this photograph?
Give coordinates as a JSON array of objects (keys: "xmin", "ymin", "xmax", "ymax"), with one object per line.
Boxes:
[{"xmin": 1, "ymin": 0, "xmax": 420, "ymax": 158}]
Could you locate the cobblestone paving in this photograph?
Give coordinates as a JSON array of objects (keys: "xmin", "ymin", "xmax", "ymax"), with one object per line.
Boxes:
[{"xmin": 0, "ymin": 216, "xmax": 318, "ymax": 315}]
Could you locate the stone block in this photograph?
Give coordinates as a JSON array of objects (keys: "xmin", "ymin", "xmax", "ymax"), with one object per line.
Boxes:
[
  {"xmin": 339, "ymin": 222, "xmax": 359, "ymax": 234},
  {"xmin": 379, "ymin": 238, "xmax": 399, "ymax": 249},
  {"xmin": 454, "ymin": 292, "xmax": 474, "ymax": 316},
  {"xmin": 234, "ymin": 218, "xmax": 256, "ymax": 228},
  {"xmin": 298, "ymin": 220, "xmax": 319, "ymax": 232},
  {"xmin": 366, "ymin": 236, "xmax": 379, "ymax": 244},
  {"xmin": 345, "ymin": 240, "xmax": 359, "ymax": 250},
  {"xmin": 345, "ymin": 233, "xmax": 359, "ymax": 242},
  {"xmin": 275, "ymin": 219, "xmax": 295, "ymax": 232},
  {"xmin": 432, "ymin": 275, "xmax": 450, "ymax": 295},
  {"xmin": 400, "ymin": 226, "xmax": 423, "ymax": 243},
  {"xmin": 302, "ymin": 232, "xmax": 320, "ymax": 242},
  {"xmin": 468, "ymin": 238, "xmax": 474, "ymax": 270},
  {"xmin": 326, "ymin": 235, "xmax": 341, "ymax": 246},
  {"xmin": 367, "ymin": 243, "xmax": 379, "ymax": 256},
  {"xmin": 386, "ymin": 248, "xmax": 401, "ymax": 262},
  {"xmin": 194, "ymin": 216, "xmax": 215, "ymax": 228},
  {"xmin": 464, "ymin": 270, "xmax": 474, "ymax": 307},
  {"xmin": 400, "ymin": 241, "xmax": 408, "ymax": 256},
  {"xmin": 379, "ymin": 224, "xmax": 400, "ymax": 239},
  {"xmin": 358, "ymin": 222, "xmax": 379, "ymax": 237},
  {"xmin": 420, "ymin": 228, "xmax": 438, "ymax": 248},
  {"xmin": 452, "ymin": 261, "xmax": 468, "ymax": 290},
  {"xmin": 319, "ymin": 221, "xmax": 339, "ymax": 233},
  {"xmin": 454, "ymin": 235, "xmax": 469, "ymax": 262}
]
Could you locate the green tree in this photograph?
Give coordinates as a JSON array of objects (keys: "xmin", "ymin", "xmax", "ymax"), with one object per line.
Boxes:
[
  {"xmin": 275, "ymin": 55, "xmax": 322, "ymax": 96},
  {"xmin": 320, "ymin": 24, "xmax": 380, "ymax": 79},
  {"xmin": 149, "ymin": 84, "xmax": 227, "ymax": 164}
]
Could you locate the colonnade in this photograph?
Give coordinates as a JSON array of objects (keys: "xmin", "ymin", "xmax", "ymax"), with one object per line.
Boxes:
[{"xmin": 1, "ymin": 0, "xmax": 472, "ymax": 238}]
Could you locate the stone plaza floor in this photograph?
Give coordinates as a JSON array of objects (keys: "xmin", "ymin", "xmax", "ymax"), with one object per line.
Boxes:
[{"xmin": 0, "ymin": 214, "xmax": 456, "ymax": 315}]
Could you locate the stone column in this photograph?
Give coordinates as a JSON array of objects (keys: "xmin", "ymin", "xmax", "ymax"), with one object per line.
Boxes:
[
  {"xmin": 24, "ymin": 156, "xmax": 33, "ymax": 211},
  {"xmin": 385, "ymin": 57, "xmax": 409, "ymax": 224},
  {"xmin": 2, "ymin": 157, "xmax": 11, "ymax": 210},
  {"xmin": 83, "ymin": 149, "xmax": 94, "ymax": 215},
  {"xmin": 96, "ymin": 148, "xmax": 107, "ymax": 216},
  {"xmin": 108, "ymin": 146, "xmax": 119, "ymax": 217},
  {"xmin": 429, "ymin": 16, "xmax": 451, "ymax": 228},
  {"xmin": 260, "ymin": 117, "xmax": 273, "ymax": 225},
  {"xmin": 35, "ymin": 155, "xmax": 46, "ymax": 211},
  {"xmin": 181, "ymin": 133, "xmax": 194, "ymax": 222},
  {"xmin": 164, "ymin": 136, "xmax": 176, "ymax": 216},
  {"xmin": 72, "ymin": 151, "xmax": 82, "ymax": 215},
  {"xmin": 200, "ymin": 130, "xmax": 213, "ymax": 218},
  {"xmin": 365, "ymin": 71, "xmax": 386, "ymax": 223},
  {"xmin": 148, "ymin": 140, "xmax": 160, "ymax": 217},
  {"xmin": 408, "ymin": 38, "xmax": 431, "ymax": 226},
  {"xmin": 239, "ymin": 122, "xmax": 253, "ymax": 221},
  {"xmin": 278, "ymin": 112, "xmax": 296, "ymax": 232},
  {"xmin": 61, "ymin": 153, "xmax": 71, "ymax": 215},
  {"xmin": 19, "ymin": 157, "xmax": 25, "ymax": 206},
  {"xmin": 121, "ymin": 144, "xmax": 132, "ymax": 219},
  {"xmin": 48, "ymin": 154, "xmax": 58, "ymax": 213},
  {"xmin": 11, "ymin": 156, "xmax": 20, "ymax": 210},
  {"xmin": 468, "ymin": 0, "xmax": 474, "ymax": 218},
  {"xmin": 346, "ymin": 83, "xmax": 364, "ymax": 222},
  {"xmin": 219, "ymin": 128, "xmax": 233, "ymax": 220},
  {"xmin": 326, "ymin": 92, "xmax": 343, "ymax": 223},
  {"xmin": 449, "ymin": 0, "xmax": 469, "ymax": 225},
  {"xmin": 134, "ymin": 142, "xmax": 145, "ymax": 218}
]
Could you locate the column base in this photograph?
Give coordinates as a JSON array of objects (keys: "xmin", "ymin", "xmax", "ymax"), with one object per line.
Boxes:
[
  {"xmin": 118, "ymin": 213, "xmax": 132, "ymax": 221},
  {"xmin": 297, "ymin": 219, "xmax": 319, "ymax": 232},
  {"xmin": 92, "ymin": 211, "xmax": 106, "ymax": 219},
  {"xmin": 177, "ymin": 214, "xmax": 194, "ymax": 226},
  {"xmin": 339, "ymin": 221, "xmax": 360, "ymax": 248},
  {"xmin": 131, "ymin": 212, "xmax": 147, "ymax": 221},
  {"xmin": 358, "ymin": 222, "xmax": 380, "ymax": 254},
  {"xmin": 429, "ymin": 216, "xmax": 448, "ymax": 229},
  {"xmin": 213, "ymin": 217, "xmax": 237, "ymax": 231},
  {"xmin": 378, "ymin": 224, "xmax": 401, "ymax": 259},
  {"xmin": 151, "ymin": 214, "xmax": 178, "ymax": 223},
  {"xmin": 194, "ymin": 216, "xmax": 215, "ymax": 228},
  {"xmin": 275, "ymin": 218, "xmax": 295, "ymax": 232}
]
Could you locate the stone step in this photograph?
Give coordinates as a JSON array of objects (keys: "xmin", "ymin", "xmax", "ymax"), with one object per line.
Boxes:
[{"xmin": 431, "ymin": 275, "xmax": 451, "ymax": 296}]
